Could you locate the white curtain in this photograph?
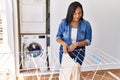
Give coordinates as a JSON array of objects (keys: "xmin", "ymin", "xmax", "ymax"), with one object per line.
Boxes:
[{"xmin": 0, "ymin": 0, "xmax": 11, "ymax": 53}]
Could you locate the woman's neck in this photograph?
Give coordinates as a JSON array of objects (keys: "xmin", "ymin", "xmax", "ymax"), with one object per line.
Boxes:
[{"xmin": 71, "ymin": 21, "xmax": 78, "ymax": 28}]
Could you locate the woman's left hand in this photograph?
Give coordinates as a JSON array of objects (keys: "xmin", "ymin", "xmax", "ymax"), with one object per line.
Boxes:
[{"xmin": 68, "ymin": 42, "xmax": 78, "ymax": 52}]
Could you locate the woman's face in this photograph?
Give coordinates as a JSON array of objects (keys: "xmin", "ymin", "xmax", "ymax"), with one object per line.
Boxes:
[{"xmin": 72, "ymin": 7, "xmax": 82, "ymax": 22}]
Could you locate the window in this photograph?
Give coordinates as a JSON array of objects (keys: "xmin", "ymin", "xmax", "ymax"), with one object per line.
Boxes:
[
  {"xmin": 0, "ymin": 0, "xmax": 11, "ymax": 53},
  {"xmin": 0, "ymin": 16, "xmax": 3, "ymax": 43}
]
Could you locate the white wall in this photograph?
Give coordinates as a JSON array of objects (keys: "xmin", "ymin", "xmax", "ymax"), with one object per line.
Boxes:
[
  {"xmin": 50, "ymin": 0, "xmax": 120, "ymax": 70},
  {"xmin": 81, "ymin": 0, "xmax": 120, "ymax": 60}
]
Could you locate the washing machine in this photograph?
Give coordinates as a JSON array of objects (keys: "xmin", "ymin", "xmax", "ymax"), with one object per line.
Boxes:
[{"xmin": 21, "ymin": 34, "xmax": 47, "ymax": 71}]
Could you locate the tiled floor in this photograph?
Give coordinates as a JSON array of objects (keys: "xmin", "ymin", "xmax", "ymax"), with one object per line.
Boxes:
[
  {"xmin": 81, "ymin": 69, "xmax": 120, "ymax": 80},
  {"xmin": 1, "ymin": 69, "xmax": 120, "ymax": 80},
  {"xmin": 16, "ymin": 69, "xmax": 120, "ymax": 80}
]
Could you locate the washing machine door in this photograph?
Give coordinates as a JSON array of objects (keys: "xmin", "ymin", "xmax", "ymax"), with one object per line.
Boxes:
[{"xmin": 27, "ymin": 42, "xmax": 42, "ymax": 57}]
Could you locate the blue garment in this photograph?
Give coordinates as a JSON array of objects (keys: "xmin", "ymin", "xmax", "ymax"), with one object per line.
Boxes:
[{"xmin": 56, "ymin": 19, "xmax": 92, "ymax": 65}]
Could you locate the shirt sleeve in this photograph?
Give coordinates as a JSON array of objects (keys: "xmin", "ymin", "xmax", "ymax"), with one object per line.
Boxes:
[
  {"xmin": 56, "ymin": 21, "xmax": 64, "ymax": 39},
  {"xmin": 85, "ymin": 21, "xmax": 92, "ymax": 45}
]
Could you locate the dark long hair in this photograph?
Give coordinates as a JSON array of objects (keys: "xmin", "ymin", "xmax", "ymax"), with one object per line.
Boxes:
[{"xmin": 65, "ymin": 1, "xmax": 84, "ymax": 25}]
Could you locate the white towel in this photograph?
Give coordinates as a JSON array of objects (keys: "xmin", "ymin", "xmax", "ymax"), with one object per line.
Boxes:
[{"xmin": 59, "ymin": 53, "xmax": 81, "ymax": 80}]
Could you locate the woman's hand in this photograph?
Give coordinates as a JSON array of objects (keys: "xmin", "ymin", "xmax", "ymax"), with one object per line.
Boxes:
[
  {"xmin": 63, "ymin": 43, "xmax": 69, "ymax": 54},
  {"xmin": 56, "ymin": 38, "xmax": 69, "ymax": 54},
  {"xmin": 68, "ymin": 42, "xmax": 78, "ymax": 52}
]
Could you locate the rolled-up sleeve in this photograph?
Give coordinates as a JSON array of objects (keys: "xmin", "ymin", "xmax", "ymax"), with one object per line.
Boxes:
[
  {"xmin": 85, "ymin": 21, "xmax": 92, "ymax": 45},
  {"xmin": 56, "ymin": 21, "xmax": 64, "ymax": 40}
]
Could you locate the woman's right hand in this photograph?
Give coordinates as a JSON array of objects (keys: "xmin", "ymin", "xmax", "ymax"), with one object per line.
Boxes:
[
  {"xmin": 63, "ymin": 43, "xmax": 69, "ymax": 54},
  {"xmin": 56, "ymin": 38, "xmax": 69, "ymax": 54}
]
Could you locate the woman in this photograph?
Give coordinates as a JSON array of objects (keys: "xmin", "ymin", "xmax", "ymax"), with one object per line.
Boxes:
[
  {"xmin": 56, "ymin": 1, "xmax": 92, "ymax": 80},
  {"xmin": 56, "ymin": 1, "xmax": 92, "ymax": 79}
]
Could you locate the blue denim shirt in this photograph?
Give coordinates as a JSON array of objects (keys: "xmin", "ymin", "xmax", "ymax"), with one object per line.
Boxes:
[
  {"xmin": 56, "ymin": 19, "xmax": 92, "ymax": 64},
  {"xmin": 56, "ymin": 19, "xmax": 92, "ymax": 46}
]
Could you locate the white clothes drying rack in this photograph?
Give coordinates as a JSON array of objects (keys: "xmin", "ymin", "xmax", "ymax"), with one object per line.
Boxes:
[
  {"xmin": 81, "ymin": 46, "xmax": 120, "ymax": 80},
  {"xmin": 82, "ymin": 47, "xmax": 120, "ymax": 71},
  {"xmin": 1, "ymin": 46, "xmax": 120, "ymax": 80},
  {"xmin": 18, "ymin": 46, "xmax": 120, "ymax": 80}
]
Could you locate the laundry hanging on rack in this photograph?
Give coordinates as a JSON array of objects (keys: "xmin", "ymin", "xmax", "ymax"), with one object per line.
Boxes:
[{"xmin": 59, "ymin": 53, "xmax": 81, "ymax": 80}]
